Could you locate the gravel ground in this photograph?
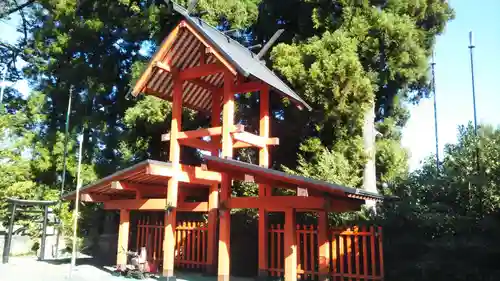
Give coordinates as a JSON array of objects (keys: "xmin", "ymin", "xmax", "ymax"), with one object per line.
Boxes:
[
  {"xmin": 0, "ymin": 256, "xmax": 155, "ymax": 281},
  {"xmin": 0, "ymin": 256, "xmax": 256, "ymax": 281}
]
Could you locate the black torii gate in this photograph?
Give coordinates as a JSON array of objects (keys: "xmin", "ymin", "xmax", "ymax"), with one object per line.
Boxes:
[{"xmin": 2, "ymin": 198, "xmax": 57, "ymax": 264}]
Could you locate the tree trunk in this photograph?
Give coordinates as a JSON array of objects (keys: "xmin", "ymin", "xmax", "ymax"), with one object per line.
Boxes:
[{"xmin": 362, "ymin": 102, "xmax": 378, "ymax": 211}]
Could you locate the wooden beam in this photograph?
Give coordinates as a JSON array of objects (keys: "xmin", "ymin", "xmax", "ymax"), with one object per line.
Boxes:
[
  {"xmin": 224, "ymin": 196, "xmax": 326, "ymax": 211},
  {"xmin": 180, "ymin": 202, "xmax": 209, "ymax": 212},
  {"xmin": 146, "ymin": 163, "xmax": 222, "ymax": 185},
  {"xmin": 179, "ymin": 63, "xmax": 226, "ymax": 80},
  {"xmin": 179, "ymin": 138, "xmax": 218, "ymax": 153},
  {"xmin": 181, "ymin": 165, "xmax": 222, "ymax": 184},
  {"xmin": 232, "ymin": 81, "xmax": 266, "ymax": 94},
  {"xmin": 110, "ymin": 181, "xmax": 168, "ymax": 191},
  {"xmin": 233, "ymin": 137, "xmax": 279, "ymax": 148},
  {"xmin": 162, "ymin": 125, "xmax": 244, "ymax": 141},
  {"xmin": 232, "ymin": 131, "xmax": 279, "ymax": 148},
  {"xmin": 80, "ymin": 193, "xmax": 111, "ymax": 202},
  {"xmin": 103, "ymin": 199, "xmax": 208, "ymax": 212}
]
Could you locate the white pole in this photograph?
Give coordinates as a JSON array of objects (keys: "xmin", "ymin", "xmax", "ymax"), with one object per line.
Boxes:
[{"xmin": 69, "ymin": 131, "xmax": 84, "ymax": 278}]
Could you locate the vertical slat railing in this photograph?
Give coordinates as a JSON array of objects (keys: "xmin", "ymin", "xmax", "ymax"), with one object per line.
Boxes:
[
  {"xmin": 268, "ymin": 224, "xmax": 384, "ymax": 281},
  {"xmin": 136, "ymin": 217, "xmax": 209, "ymax": 271}
]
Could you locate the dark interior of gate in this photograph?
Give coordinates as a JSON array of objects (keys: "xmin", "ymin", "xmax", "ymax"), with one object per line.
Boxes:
[{"xmin": 130, "ymin": 211, "xmax": 384, "ymax": 281}]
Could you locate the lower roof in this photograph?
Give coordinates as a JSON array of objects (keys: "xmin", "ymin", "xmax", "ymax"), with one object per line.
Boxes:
[
  {"xmin": 62, "ymin": 157, "xmax": 391, "ymax": 203},
  {"xmin": 202, "ymin": 155, "xmax": 387, "ymax": 202}
]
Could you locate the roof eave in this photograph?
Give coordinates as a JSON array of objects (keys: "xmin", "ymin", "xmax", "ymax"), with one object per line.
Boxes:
[{"xmin": 61, "ymin": 159, "xmax": 171, "ymax": 200}]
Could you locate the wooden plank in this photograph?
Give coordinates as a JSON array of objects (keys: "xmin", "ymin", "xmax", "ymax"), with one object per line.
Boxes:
[
  {"xmin": 161, "ymin": 125, "xmax": 244, "ymax": 141},
  {"xmin": 224, "ymin": 196, "xmax": 326, "ymax": 211}
]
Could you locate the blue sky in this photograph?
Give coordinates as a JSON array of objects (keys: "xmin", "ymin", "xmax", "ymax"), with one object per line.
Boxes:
[
  {"xmin": 1, "ymin": 1, "xmax": 499, "ymax": 170},
  {"xmin": 401, "ymin": 0, "xmax": 500, "ymax": 170}
]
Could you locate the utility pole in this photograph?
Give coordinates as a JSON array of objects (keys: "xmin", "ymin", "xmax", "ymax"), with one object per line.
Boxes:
[
  {"xmin": 60, "ymin": 87, "xmax": 73, "ymax": 198},
  {"xmin": 69, "ymin": 130, "xmax": 84, "ymax": 278},
  {"xmin": 55, "ymin": 86, "xmax": 73, "ymax": 258},
  {"xmin": 468, "ymin": 31, "xmax": 478, "ymax": 135},
  {"xmin": 431, "ymin": 52, "xmax": 440, "ymax": 173},
  {"xmin": 468, "ymin": 31, "xmax": 482, "ymax": 216}
]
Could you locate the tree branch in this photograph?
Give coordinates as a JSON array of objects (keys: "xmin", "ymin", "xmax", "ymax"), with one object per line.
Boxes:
[{"xmin": 0, "ymin": 0, "xmax": 35, "ymax": 19}]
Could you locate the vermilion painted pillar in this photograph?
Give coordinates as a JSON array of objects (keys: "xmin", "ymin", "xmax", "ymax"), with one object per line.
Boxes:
[
  {"xmin": 258, "ymin": 85, "xmax": 270, "ymax": 280},
  {"xmin": 284, "ymin": 208, "xmax": 297, "ymax": 281},
  {"xmin": 218, "ymin": 70, "xmax": 234, "ymax": 281},
  {"xmin": 116, "ymin": 209, "xmax": 130, "ymax": 270},
  {"xmin": 161, "ymin": 73, "xmax": 183, "ymax": 281},
  {"xmin": 318, "ymin": 211, "xmax": 330, "ymax": 281},
  {"xmin": 207, "ymin": 90, "xmax": 222, "ymax": 275}
]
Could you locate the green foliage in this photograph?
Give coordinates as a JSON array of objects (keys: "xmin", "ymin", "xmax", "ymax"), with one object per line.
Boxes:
[
  {"xmin": 377, "ymin": 123, "xmax": 500, "ymax": 281},
  {"xmin": 282, "ymin": 138, "xmax": 363, "ymax": 187},
  {"xmin": 265, "ymin": 0, "xmax": 453, "ymax": 187}
]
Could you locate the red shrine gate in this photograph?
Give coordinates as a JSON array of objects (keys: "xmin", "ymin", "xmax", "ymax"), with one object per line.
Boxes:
[{"xmin": 132, "ymin": 213, "xmax": 385, "ymax": 281}]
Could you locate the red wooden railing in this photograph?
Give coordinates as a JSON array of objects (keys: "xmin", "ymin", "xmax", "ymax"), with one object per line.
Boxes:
[
  {"xmin": 135, "ymin": 218, "xmax": 384, "ymax": 280},
  {"xmin": 268, "ymin": 225, "xmax": 384, "ymax": 281},
  {"xmin": 136, "ymin": 218, "xmax": 208, "ymax": 272}
]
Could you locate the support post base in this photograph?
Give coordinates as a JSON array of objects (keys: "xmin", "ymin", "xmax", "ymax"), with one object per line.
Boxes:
[
  {"xmin": 218, "ymin": 274, "xmax": 230, "ymax": 281},
  {"xmin": 159, "ymin": 276, "xmax": 177, "ymax": 281}
]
